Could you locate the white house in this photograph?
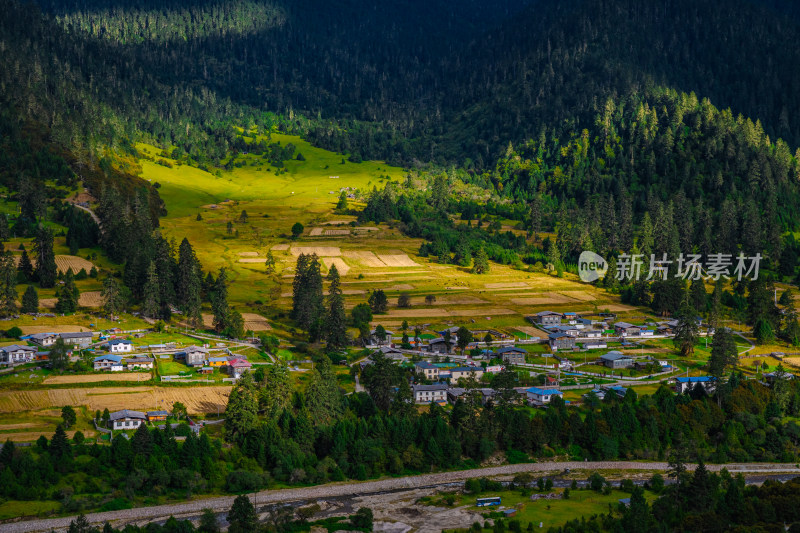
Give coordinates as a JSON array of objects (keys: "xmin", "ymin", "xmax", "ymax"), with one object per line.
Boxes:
[
  {"xmin": 29, "ymin": 333, "xmax": 58, "ymax": 347},
  {"xmin": 0, "ymin": 345, "xmax": 37, "ymax": 365},
  {"xmin": 108, "ymin": 409, "xmax": 146, "ymax": 430},
  {"xmin": 526, "ymin": 387, "xmax": 564, "ymax": 406},
  {"xmin": 126, "ymin": 356, "xmax": 154, "ymax": 370},
  {"xmin": 94, "ymin": 354, "xmax": 123, "ymax": 371},
  {"xmin": 108, "ymin": 339, "xmax": 133, "ymax": 353},
  {"xmin": 413, "ymin": 384, "xmax": 448, "ymax": 404}
]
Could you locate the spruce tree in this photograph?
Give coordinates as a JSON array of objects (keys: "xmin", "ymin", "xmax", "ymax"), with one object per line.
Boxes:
[
  {"xmin": 0, "ymin": 251, "xmax": 17, "ymax": 317},
  {"xmin": 673, "ymin": 302, "xmax": 698, "ymax": 356},
  {"xmin": 689, "ymin": 278, "xmax": 708, "ymax": 313},
  {"xmin": 708, "ymin": 327, "xmax": 738, "ymax": 379},
  {"xmin": 101, "ymin": 275, "xmax": 125, "ymax": 317},
  {"xmin": 211, "ymin": 267, "xmax": 229, "ymax": 333},
  {"xmin": 33, "ymin": 225, "xmax": 57, "ymax": 288},
  {"xmin": 55, "ymin": 268, "xmax": 79, "ymax": 314},
  {"xmin": 21, "ymin": 284, "xmax": 38, "ymax": 313},
  {"xmin": 325, "ymin": 264, "xmax": 348, "ymax": 349},
  {"xmin": 305, "ymin": 357, "xmax": 344, "ymax": 424},
  {"xmin": 17, "ymin": 249, "xmax": 33, "ymax": 281},
  {"xmin": 291, "ymin": 253, "xmax": 311, "ymax": 323},
  {"xmin": 177, "ymin": 238, "xmax": 202, "ymax": 327},
  {"xmin": 141, "ymin": 261, "xmax": 160, "ymax": 318}
]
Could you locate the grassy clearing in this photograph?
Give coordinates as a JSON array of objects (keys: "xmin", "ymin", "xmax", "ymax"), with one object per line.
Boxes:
[
  {"xmin": 0, "ymin": 500, "xmax": 61, "ymax": 520},
  {"xmin": 435, "ymin": 488, "xmax": 655, "ymax": 531}
]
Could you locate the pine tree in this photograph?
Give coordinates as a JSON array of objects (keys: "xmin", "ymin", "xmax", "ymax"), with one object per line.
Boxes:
[
  {"xmin": 224, "ymin": 373, "xmax": 259, "ymax": 442},
  {"xmin": 56, "ymin": 269, "xmax": 79, "ymax": 314},
  {"xmin": 325, "ymin": 264, "xmax": 348, "ymax": 349},
  {"xmin": 291, "ymin": 253, "xmax": 310, "ymax": 322},
  {"xmin": 177, "ymin": 238, "xmax": 202, "ymax": 327},
  {"xmin": 258, "ymin": 365, "xmax": 293, "ymax": 417},
  {"xmin": 49, "ymin": 424, "xmax": 71, "ymax": 460},
  {"xmin": 336, "ymin": 191, "xmax": 348, "ymax": 211},
  {"xmin": 689, "ymin": 278, "xmax": 708, "ymax": 313},
  {"xmin": 471, "ymin": 247, "xmax": 490, "ymax": 274},
  {"xmin": 227, "ymin": 495, "xmax": 258, "ymax": 533},
  {"xmin": 101, "ymin": 275, "xmax": 125, "ymax": 317},
  {"xmin": 21, "ymin": 285, "xmax": 38, "ymax": 313},
  {"xmin": 0, "ymin": 251, "xmax": 17, "ymax": 317},
  {"xmin": 305, "ymin": 357, "xmax": 343, "ymax": 424},
  {"xmin": 709, "ymin": 279, "xmax": 723, "ymax": 328},
  {"xmin": 673, "ymin": 302, "xmax": 699, "ymax": 356},
  {"xmin": 211, "ymin": 267, "xmax": 229, "ymax": 333},
  {"xmin": 708, "ymin": 327, "xmax": 738, "ymax": 379},
  {"xmin": 33, "ymin": 225, "xmax": 57, "ymax": 288},
  {"xmin": 17, "ymin": 250, "xmax": 33, "ymax": 281},
  {"xmin": 141, "ymin": 261, "xmax": 160, "ymax": 318}
]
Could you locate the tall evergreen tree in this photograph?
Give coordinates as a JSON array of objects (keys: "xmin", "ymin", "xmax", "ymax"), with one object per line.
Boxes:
[
  {"xmin": 141, "ymin": 261, "xmax": 160, "ymax": 318},
  {"xmin": 305, "ymin": 357, "xmax": 343, "ymax": 424},
  {"xmin": 17, "ymin": 250, "xmax": 33, "ymax": 282},
  {"xmin": 325, "ymin": 264, "xmax": 348, "ymax": 349},
  {"xmin": 101, "ymin": 276, "xmax": 125, "ymax": 317},
  {"xmin": 55, "ymin": 268, "xmax": 79, "ymax": 314},
  {"xmin": 211, "ymin": 267, "xmax": 229, "ymax": 333},
  {"xmin": 176, "ymin": 238, "xmax": 202, "ymax": 327},
  {"xmin": 673, "ymin": 302, "xmax": 699, "ymax": 356},
  {"xmin": 33, "ymin": 225, "xmax": 57, "ymax": 288},
  {"xmin": 708, "ymin": 327, "xmax": 738, "ymax": 379},
  {"xmin": 21, "ymin": 284, "xmax": 38, "ymax": 313},
  {"xmin": 0, "ymin": 251, "xmax": 17, "ymax": 317}
]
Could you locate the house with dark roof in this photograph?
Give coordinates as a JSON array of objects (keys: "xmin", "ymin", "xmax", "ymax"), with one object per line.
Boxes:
[
  {"xmin": 146, "ymin": 411, "xmax": 169, "ymax": 421},
  {"xmin": 534, "ymin": 311, "xmax": 562, "ymax": 326},
  {"xmin": 447, "ymin": 387, "xmax": 497, "ymax": 405},
  {"xmin": 183, "ymin": 346, "xmax": 209, "ymax": 367},
  {"xmin": 412, "ymin": 384, "xmax": 448, "ymax": 404},
  {"xmin": 496, "ymin": 346, "xmax": 527, "ymax": 365},
  {"xmin": 600, "ymin": 351, "xmax": 634, "ymax": 369},
  {"xmin": 126, "ymin": 356, "xmax": 154, "ymax": 370},
  {"xmin": 613, "ymin": 322, "xmax": 640, "ymax": 337},
  {"xmin": 29, "ymin": 333, "xmax": 58, "ymax": 347},
  {"xmin": 109, "ymin": 409, "xmax": 146, "ymax": 430},
  {"xmin": 549, "ymin": 332, "xmax": 576, "ymax": 351},
  {"xmin": 0, "ymin": 345, "xmax": 37, "ymax": 365},
  {"xmin": 108, "ymin": 339, "xmax": 133, "ymax": 353},
  {"xmin": 426, "ymin": 337, "xmax": 453, "ymax": 354},
  {"xmin": 59, "ymin": 332, "xmax": 93, "ymax": 348},
  {"xmin": 415, "ymin": 361, "xmax": 440, "ymax": 380}
]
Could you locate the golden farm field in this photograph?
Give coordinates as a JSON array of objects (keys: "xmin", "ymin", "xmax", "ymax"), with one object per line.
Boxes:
[
  {"xmin": 0, "ymin": 386, "xmax": 231, "ymax": 414},
  {"xmin": 42, "ymin": 373, "xmax": 152, "ymax": 384}
]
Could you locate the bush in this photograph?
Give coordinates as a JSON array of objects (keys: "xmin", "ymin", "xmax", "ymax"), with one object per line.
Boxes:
[
  {"xmin": 589, "ymin": 472, "xmax": 606, "ymax": 492},
  {"xmin": 226, "ymin": 470, "xmax": 265, "ymax": 492},
  {"xmin": 5, "ymin": 326, "xmax": 22, "ymax": 339},
  {"xmin": 649, "ymin": 473, "xmax": 665, "ymax": 493},
  {"xmin": 175, "ymin": 423, "xmax": 192, "ymax": 437}
]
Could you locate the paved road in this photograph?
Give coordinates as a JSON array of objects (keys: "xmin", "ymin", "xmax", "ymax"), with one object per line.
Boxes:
[{"xmin": 5, "ymin": 461, "xmax": 800, "ymax": 532}]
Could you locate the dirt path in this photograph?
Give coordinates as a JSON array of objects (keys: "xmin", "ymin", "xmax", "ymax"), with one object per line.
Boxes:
[{"xmin": 5, "ymin": 461, "xmax": 799, "ymax": 532}]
